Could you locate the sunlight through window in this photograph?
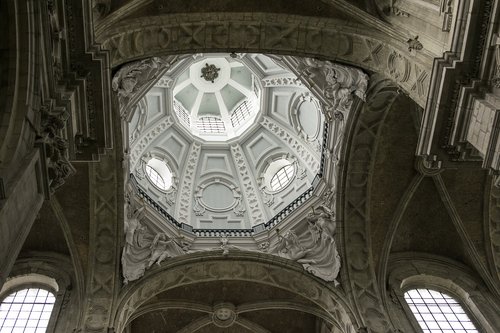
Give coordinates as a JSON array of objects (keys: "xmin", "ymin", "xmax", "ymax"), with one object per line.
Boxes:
[
  {"xmin": 404, "ymin": 289, "xmax": 478, "ymax": 333},
  {"xmin": 0, "ymin": 288, "xmax": 55, "ymax": 333}
]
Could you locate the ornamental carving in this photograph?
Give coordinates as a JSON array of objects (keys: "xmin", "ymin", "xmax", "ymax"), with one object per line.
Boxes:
[
  {"xmin": 269, "ymin": 205, "xmax": 341, "ymax": 284},
  {"xmin": 112, "ymin": 57, "xmax": 171, "ymax": 119},
  {"xmin": 230, "ymin": 144, "xmax": 266, "ymax": 225},
  {"xmin": 37, "ymin": 105, "xmax": 76, "ymax": 193},
  {"xmin": 193, "ymin": 178, "xmax": 245, "ymax": 216},
  {"xmin": 100, "ymin": 13, "xmax": 430, "ymax": 106},
  {"xmin": 200, "ymin": 63, "xmax": 220, "ymax": 83},
  {"xmin": 294, "ymin": 57, "xmax": 368, "ymax": 118},
  {"xmin": 493, "ymin": 47, "xmax": 500, "ymax": 88},
  {"xmin": 122, "ymin": 223, "xmax": 190, "ymax": 283},
  {"xmin": 407, "ymin": 36, "xmax": 423, "ymax": 52}
]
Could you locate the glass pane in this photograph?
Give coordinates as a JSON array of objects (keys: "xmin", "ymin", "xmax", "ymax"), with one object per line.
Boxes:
[
  {"xmin": 404, "ymin": 288, "xmax": 479, "ymax": 333},
  {"xmin": 0, "ymin": 288, "xmax": 55, "ymax": 333},
  {"xmin": 270, "ymin": 164, "xmax": 295, "ymax": 191}
]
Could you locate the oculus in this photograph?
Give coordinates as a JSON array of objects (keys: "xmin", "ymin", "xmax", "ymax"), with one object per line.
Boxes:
[
  {"xmin": 263, "ymin": 158, "xmax": 297, "ymax": 193},
  {"xmin": 145, "ymin": 158, "xmax": 173, "ymax": 191}
]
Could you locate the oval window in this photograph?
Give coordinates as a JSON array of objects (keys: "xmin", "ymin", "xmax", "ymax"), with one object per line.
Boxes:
[
  {"xmin": 145, "ymin": 158, "xmax": 172, "ymax": 191},
  {"xmin": 270, "ymin": 163, "xmax": 295, "ymax": 192}
]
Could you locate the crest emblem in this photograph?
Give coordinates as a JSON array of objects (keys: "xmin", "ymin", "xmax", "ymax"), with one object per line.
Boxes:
[{"xmin": 201, "ymin": 63, "xmax": 220, "ymax": 83}]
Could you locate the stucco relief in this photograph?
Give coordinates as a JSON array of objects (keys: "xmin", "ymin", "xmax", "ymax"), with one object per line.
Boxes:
[
  {"xmin": 82, "ymin": 152, "xmax": 120, "ymax": 332},
  {"xmin": 38, "ymin": 105, "xmax": 76, "ymax": 193},
  {"xmin": 488, "ymin": 180, "xmax": 500, "ymax": 283},
  {"xmin": 177, "ymin": 142, "xmax": 202, "ymax": 223},
  {"xmin": 129, "ymin": 117, "xmax": 174, "ymax": 170},
  {"xmin": 230, "ymin": 144, "xmax": 266, "ymax": 225},
  {"xmin": 341, "ymin": 75, "xmax": 400, "ymax": 332},
  {"xmin": 270, "ymin": 205, "xmax": 341, "ymax": 284},
  {"xmin": 99, "ymin": 13, "xmax": 432, "ymax": 107},
  {"xmin": 260, "ymin": 116, "xmax": 320, "ymax": 172},
  {"xmin": 294, "ymin": 57, "xmax": 368, "ymax": 118},
  {"xmin": 115, "ymin": 257, "xmax": 358, "ymax": 333},
  {"xmin": 112, "ymin": 57, "xmax": 172, "ymax": 119},
  {"xmin": 193, "ymin": 178, "xmax": 245, "ymax": 217},
  {"xmin": 122, "ymin": 223, "xmax": 190, "ymax": 284}
]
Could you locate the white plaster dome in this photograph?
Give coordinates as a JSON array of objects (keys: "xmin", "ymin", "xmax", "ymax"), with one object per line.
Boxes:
[
  {"xmin": 172, "ymin": 56, "xmax": 261, "ymax": 141},
  {"xmin": 128, "ymin": 54, "xmax": 326, "ymax": 231}
]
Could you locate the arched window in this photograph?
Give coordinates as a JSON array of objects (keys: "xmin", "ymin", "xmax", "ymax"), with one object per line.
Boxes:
[
  {"xmin": 0, "ymin": 287, "xmax": 56, "ymax": 332},
  {"xmin": 404, "ymin": 288, "xmax": 479, "ymax": 333}
]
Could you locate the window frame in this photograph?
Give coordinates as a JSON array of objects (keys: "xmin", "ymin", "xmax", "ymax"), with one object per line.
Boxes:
[
  {"xmin": 270, "ymin": 163, "xmax": 296, "ymax": 192},
  {"xmin": 0, "ymin": 284, "xmax": 58, "ymax": 332},
  {"xmin": 143, "ymin": 156, "xmax": 174, "ymax": 192},
  {"xmin": 386, "ymin": 254, "xmax": 500, "ymax": 333},
  {"xmin": 401, "ymin": 286, "xmax": 481, "ymax": 333},
  {"xmin": 0, "ymin": 275, "xmax": 61, "ymax": 333}
]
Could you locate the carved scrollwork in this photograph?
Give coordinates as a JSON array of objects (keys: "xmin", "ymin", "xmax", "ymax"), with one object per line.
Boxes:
[
  {"xmin": 269, "ymin": 204, "xmax": 341, "ymax": 284},
  {"xmin": 295, "ymin": 57, "xmax": 368, "ymax": 119},
  {"xmin": 122, "ymin": 221, "xmax": 190, "ymax": 283},
  {"xmin": 193, "ymin": 178, "xmax": 245, "ymax": 216},
  {"xmin": 112, "ymin": 57, "xmax": 171, "ymax": 119},
  {"xmin": 407, "ymin": 36, "xmax": 423, "ymax": 52},
  {"xmin": 492, "ymin": 46, "xmax": 500, "ymax": 88},
  {"xmin": 37, "ymin": 105, "xmax": 76, "ymax": 193}
]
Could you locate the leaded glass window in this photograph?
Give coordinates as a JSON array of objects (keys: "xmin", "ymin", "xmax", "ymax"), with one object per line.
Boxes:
[
  {"xmin": 404, "ymin": 288, "xmax": 479, "ymax": 333},
  {"xmin": 0, "ymin": 288, "xmax": 56, "ymax": 332},
  {"xmin": 270, "ymin": 164, "xmax": 295, "ymax": 191}
]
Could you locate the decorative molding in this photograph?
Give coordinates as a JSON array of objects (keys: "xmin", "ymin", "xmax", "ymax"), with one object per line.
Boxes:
[
  {"xmin": 341, "ymin": 76, "xmax": 400, "ymax": 332},
  {"xmin": 290, "ymin": 92, "xmax": 324, "ymax": 153},
  {"xmin": 230, "ymin": 144, "xmax": 266, "ymax": 225},
  {"xmin": 193, "ymin": 178, "xmax": 245, "ymax": 216},
  {"xmin": 82, "ymin": 152, "xmax": 120, "ymax": 332},
  {"xmin": 129, "ymin": 116, "xmax": 174, "ymax": 168},
  {"xmin": 289, "ymin": 57, "xmax": 369, "ymax": 120},
  {"xmin": 492, "ymin": 43, "xmax": 500, "ymax": 88},
  {"xmin": 99, "ymin": 13, "xmax": 432, "ymax": 107},
  {"xmin": 488, "ymin": 181, "xmax": 500, "ymax": 284},
  {"xmin": 37, "ymin": 105, "xmax": 76, "ymax": 193},
  {"xmin": 261, "ymin": 76, "xmax": 303, "ymax": 88},
  {"xmin": 114, "ymin": 254, "xmax": 358, "ymax": 333},
  {"xmin": 269, "ymin": 204, "xmax": 341, "ymax": 283},
  {"xmin": 112, "ymin": 57, "xmax": 172, "ymax": 120},
  {"xmin": 176, "ymin": 142, "xmax": 202, "ymax": 223},
  {"xmin": 261, "ymin": 116, "xmax": 320, "ymax": 173}
]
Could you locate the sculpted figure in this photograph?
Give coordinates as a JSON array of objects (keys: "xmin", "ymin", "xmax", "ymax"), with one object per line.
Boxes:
[
  {"xmin": 274, "ymin": 230, "xmax": 313, "ymax": 262},
  {"xmin": 147, "ymin": 233, "xmax": 186, "ymax": 267},
  {"xmin": 306, "ymin": 205, "xmax": 336, "ymax": 243},
  {"xmin": 112, "ymin": 57, "xmax": 170, "ymax": 118},
  {"xmin": 268, "ymin": 205, "xmax": 341, "ymax": 283},
  {"xmin": 218, "ymin": 236, "xmax": 242, "ymax": 255},
  {"xmin": 296, "ymin": 57, "xmax": 368, "ymax": 112},
  {"xmin": 124, "ymin": 197, "xmax": 145, "ymax": 246}
]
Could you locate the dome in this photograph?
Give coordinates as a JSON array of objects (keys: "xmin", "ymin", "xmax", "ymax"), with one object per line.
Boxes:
[
  {"xmin": 172, "ymin": 56, "xmax": 261, "ymax": 141},
  {"xmin": 128, "ymin": 53, "xmax": 326, "ymax": 231}
]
